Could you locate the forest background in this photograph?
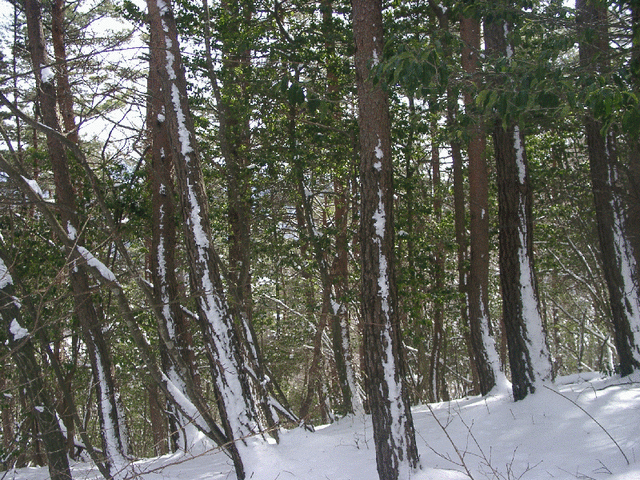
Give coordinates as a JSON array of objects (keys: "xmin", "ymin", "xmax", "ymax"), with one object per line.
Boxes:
[{"xmin": 0, "ymin": 0, "xmax": 639, "ymax": 478}]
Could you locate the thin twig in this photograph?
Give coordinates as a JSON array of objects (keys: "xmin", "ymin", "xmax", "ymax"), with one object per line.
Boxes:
[
  {"xmin": 426, "ymin": 404, "xmax": 477, "ymax": 480},
  {"xmin": 543, "ymin": 385, "xmax": 629, "ymax": 465}
]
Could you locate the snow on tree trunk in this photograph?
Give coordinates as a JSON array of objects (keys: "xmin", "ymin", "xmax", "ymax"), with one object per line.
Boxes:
[
  {"xmin": 577, "ymin": 0, "xmax": 640, "ymax": 376},
  {"xmin": 353, "ymin": 1, "xmax": 420, "ymax": 478},
  {"xmin": 485, "ymin": 11, "xmax": 553, "ymax": 401},
  {"xmin": 22, "ymin": 0, "xmax": 129, "ymax": 467},
  {"xmin": 461, "ymin": 13, "xmax": 508, "ymax": 396},
  {"xmin": 147, "ymin": 47, "xmax": 202, "ymax": 451},
  {"xmin": 147, "ymin": 0, "xmax": 261, "ymax": 477}
]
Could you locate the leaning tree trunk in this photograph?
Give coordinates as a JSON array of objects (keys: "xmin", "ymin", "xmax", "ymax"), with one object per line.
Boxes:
[
  {"xmin": 485, "ymin": 9, "xmax": 553, "ymax": 401},
  {"xmin": 147, "ymin": 0, "xmax": 261, "ymax": 477},
  {"xmin": 22, "ymin": 0, "xmax": 129, "ymax": 465},
  {"xmin": 147, "ymin": 49, "xmax": 202, "ymax": 451},
  {"xmin": 577, "ymin": 0, "xmax": 640, "ymax": 375},
  {"xmin": 201, "ymin": 0, "xmax": 286, "ymax": 435},
  {"xmin": 353, "ymin": 1, "xmax": 420, "ymax": 478},
  {"xmin": 0, "ymin": 255, "xmax": 72, "ymax": 480}
]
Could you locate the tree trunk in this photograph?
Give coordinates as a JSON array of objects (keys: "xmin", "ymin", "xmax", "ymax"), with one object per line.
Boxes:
[
  {"xmin": 147, "ymin": 44, "xmax": 202, "ymax": 450},
  {"xmin": 353, "ymin": 1, "xmax": 420, "ymax": 478},
  {"xmin": 147, "ymin": 0, "xmax": 261, "ymax": 476},
  {"xmin": 202, "ymin": 0, "xmax": 284, "ymax": 436},
  {"xmin": 324, "ymin": 0, "xmax": 361, "ymax": 417},
  {"xmin": 427, "ymin": 128, "xmax": 446, "ymax": 403},
  {"xmin": 0, "ymin": 255, "xmax": 72, "ymax": 480},
  {"xmin": 485, "ymin": 10, "xmax": 553, "ymax": 400},
  {"xmin": 51, "ymin": 0, "xmax": 78, "ymax": 144},
  {"xmin": 22, "ymin": 0, "xmax": 129, "ymax": 464},
  {"xmin": 577, "ymin": 0, "xmax": 640, "ymax": 375},
  {"xmin": 461, "ymin": 12, "xmax": 505, "ymax": 395}
]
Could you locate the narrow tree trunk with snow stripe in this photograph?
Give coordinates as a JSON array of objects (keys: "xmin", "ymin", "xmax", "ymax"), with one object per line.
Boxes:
[
  {"xmin": 147, "ymin": 52, "xmax": 202, "ymax": 451},
  {"xmin": 485, "ymin": 11, "xmax": 553, "ymax": 401},
  {"xmin": 353, "ymin": 1, "xmax": 420, "ymax": 478},
  {"xmin": 147, "ymin": 0, "xmax": 260, "ymax": 477},
  {"xmin": 22, "ymin": 0, "xmax": 129, "ymax": 466},
  {"xmin": 577, "ymin": 0, "xmax": 640, "ymax": 376}
]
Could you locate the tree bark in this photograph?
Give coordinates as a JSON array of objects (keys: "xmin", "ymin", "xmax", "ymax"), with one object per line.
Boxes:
[
  {"xmin": 202, "ymin": 0, "xmax": 284, "ymax": 436},
  {"xmin": 324, "ymin": 0, "xmax": 361, "ymax": 417},
  {"xmin": 353, "ymin": 0, "xmax": 420, "ymax": 478},
  {"xmin": 461, "ymin": 11, "xmax": 505, "ymax": 395},
  {"xmin": 147, "ymin": 0, "xmax": 261, "ymax": 476},
  {"xmin": 147, "ymin": 43, "xmax": 202, "ymax": 450},
  {"xmin": 22, "ymin": 0, "xmax": 129, "ymax": 464},
  {"xmin": 485, "ymin": 10, "xmax": 553, "ymax": 400},
  {"xmin": 577, "ymin": 0, "xmax": 640, "ymax": 375}
]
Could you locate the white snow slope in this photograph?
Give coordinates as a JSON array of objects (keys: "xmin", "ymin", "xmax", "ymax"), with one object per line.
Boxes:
[{"xmin": 8, "ymin": 372, "xmax": 640, "ymax": 480}]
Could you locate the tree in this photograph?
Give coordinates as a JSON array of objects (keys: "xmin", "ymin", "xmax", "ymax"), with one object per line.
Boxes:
[
  {"xmin": 461, "ymin": 6, "xmax": 506, "ymax": 395},
  {"xmin": 147, "ymin": 42, "xmax": 201, "ymax": 451},
  {"xmin": 22, "ymin": 0, "xmax": 129, "ymax": 465},
  {"xmin": 0, "ymin": 253, "xmax": 72, "ymax": 480},
  {"xmin": 146, "ymin": 0, "xmax": 263, "ymax": 476},
  {"xmin": 484, "ymin": 2, "xmax": 553, "ymax": 400},
  {"xmin": 576, "ymin": 0, "xmax": 640, "ymax": 375},
  {"xmin": 353, "ymin": 0, "xmax": 420, "ymax": 478}
]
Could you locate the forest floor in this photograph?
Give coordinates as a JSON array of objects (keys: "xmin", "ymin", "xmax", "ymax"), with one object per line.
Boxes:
[{"xmin": 8, "ymin": 372, "xmax": 640, "ymax": 480}]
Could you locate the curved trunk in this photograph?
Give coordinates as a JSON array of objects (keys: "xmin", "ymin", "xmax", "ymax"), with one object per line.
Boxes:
[{"xmin": 23, "ymin": 0, "xmax": 128, "ymax": 464}]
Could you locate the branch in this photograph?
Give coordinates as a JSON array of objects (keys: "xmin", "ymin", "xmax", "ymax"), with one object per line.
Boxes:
[{"xmin": 543, "ymin": 385, "xmax": 629, "ymax": 465}]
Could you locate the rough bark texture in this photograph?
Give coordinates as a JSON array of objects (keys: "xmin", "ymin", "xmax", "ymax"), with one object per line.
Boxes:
[
  {"xmin": 147, "ymin": 0, "xmax": 260, "ymax": 476},
  {"xmin": 353, "ymin": 0, "xmax": 420, "ymax": 478},
  {"xmin": 485, "ymin": 11, "xmax": 552, "ymax": 401},
  {"xmin": 147, "ymin": 47, "xmax": 202, "ymax": 451},
  {"xmin": 23, "ymin": 0, "xmax": 128, "ymax": 464},
  {"xmin": 577, "ymin": 0, "xmax": 640, "ymax": 375},
  {"xmin": 202, "ymin": 0, "xmax": 282, "ymax": 436},
  {"xmin": 51, "ymin": 0, "xmax": 78, "ymax": 143},
  {"xmin": 461, "ymin": 12, "xmax": 503, "ymax": 395}
]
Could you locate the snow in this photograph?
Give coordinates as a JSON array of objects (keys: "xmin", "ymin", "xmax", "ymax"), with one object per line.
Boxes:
[
  {"xmin": 77, "ymin": 246, "xmax": 117, "ymax": 283},
  {"xmin": 40, "ymin": 65, "xmax": 55, "ymax": 84},
  {"xmin": 9, "ymin": 319, "xmax": 29, "ymax": 340},
  {"xmin": 93, "ymin": 343, "xmax": 126, "ymax": 469},
  {"xmin": 513, "ymin": 130, "xmax": 553, "ymax": 384},
  {"xmin": 517, "ymin": 201, "xmax": 553, "ymax": 383},
  {"xmin": 607, "ymin": 163, "xmax": 640, "ymax": 362},
  {"xmin": 504, "ymin": 23, "xmax": 514, "ymax": 60},
  {"xmin": 10, "ymin": 373, "xmax": 640, "ymax": 480},
  {"xmin": 514, "ymin": 126, "xmax": 526, "ymax": 184},
  {"xmin": 67, "ymin": 221, "xmax": 78, "ymax": 241},
  {"xmin": 21, "ymin": 175, "xmax": 45, "ymax": 198},
  {"xmin": 0, "ymin": 258, "xmax": 12, "ymax": 289}
]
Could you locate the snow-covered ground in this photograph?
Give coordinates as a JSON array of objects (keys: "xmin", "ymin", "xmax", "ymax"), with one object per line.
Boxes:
[{"xmin": 8, "ymin": 372, "xmax": 640, "ymax": 479}]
